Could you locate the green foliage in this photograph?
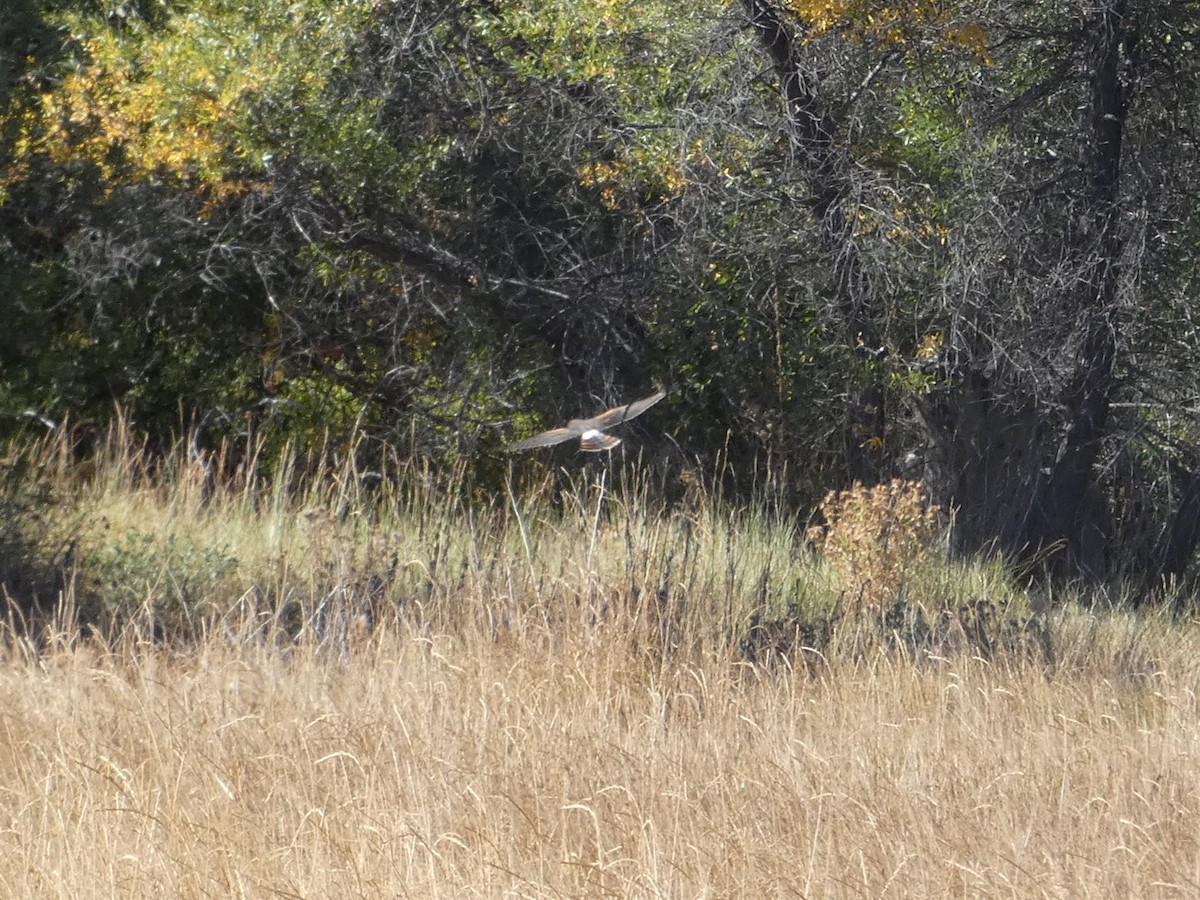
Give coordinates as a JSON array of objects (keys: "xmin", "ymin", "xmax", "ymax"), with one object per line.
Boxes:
[
  {"xmin": 9, "ymin": 0, "xmax": 375, "ymax": 198},
  {"xmin": 82, "ymin": 528, "xmax": 237, "ymax": 631},
  {"xmin": 0, "ymin": 446, "xmax": 75, "ymax": 608},
  {"xmin": 2, "ymin": 0, "xmax": 1200, "ymax": 585}
]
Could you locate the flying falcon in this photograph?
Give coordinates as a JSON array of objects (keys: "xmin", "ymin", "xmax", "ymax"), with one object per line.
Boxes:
[{"xmin": 506, "ymin": 390, "xmax": 666, "ymax": 453}]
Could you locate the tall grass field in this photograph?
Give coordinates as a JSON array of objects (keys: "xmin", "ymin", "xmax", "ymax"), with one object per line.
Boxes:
[{"xmin": 0, "ymin": 424, "xmax": 1198, "ymax": 897}]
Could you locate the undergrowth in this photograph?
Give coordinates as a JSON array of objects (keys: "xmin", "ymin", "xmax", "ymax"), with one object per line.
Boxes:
[{"xmin": 0, "ymin": 417, "xmax": 1182, "ymax": 673}]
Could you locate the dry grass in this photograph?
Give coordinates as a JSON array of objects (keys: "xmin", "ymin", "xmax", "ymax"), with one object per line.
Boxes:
[
  {"xmin": 0, "ymin": 426, "xmax": 1198, "ymax": 897},
  {"xmin": 1, "ymin": 611, "xmax": 1198, "ymax": 898}
]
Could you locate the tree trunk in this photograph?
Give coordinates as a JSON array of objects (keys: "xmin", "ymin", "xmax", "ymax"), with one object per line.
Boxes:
[
  {"xmin": 916, "ymin": 0, "xmax": 1136, "ymax": 579},
  {"xmin": 1019, "ymin": 0, "xmax": 1131, "ymax": 576}
]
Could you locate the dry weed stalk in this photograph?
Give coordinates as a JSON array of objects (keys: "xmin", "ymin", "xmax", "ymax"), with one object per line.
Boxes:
[{"xmin": 809, "ymin": 478, "xmax": 943, "ymax": 611}]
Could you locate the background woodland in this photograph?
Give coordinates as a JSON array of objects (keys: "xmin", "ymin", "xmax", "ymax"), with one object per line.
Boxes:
[{"xmin": 3, "ymin": 0, "xmax": 1199, "ymax": 585}]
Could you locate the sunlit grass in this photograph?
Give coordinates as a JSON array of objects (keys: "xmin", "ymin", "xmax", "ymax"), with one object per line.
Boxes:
[{"xmin": 0, "ymin": 423, "xmax": 1198, "ymax": 896}]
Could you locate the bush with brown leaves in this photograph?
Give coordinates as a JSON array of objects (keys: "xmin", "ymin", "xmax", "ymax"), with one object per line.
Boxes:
[{"xmin": 809, "ymin": 478, "xmax": 944, "ymax": 611}]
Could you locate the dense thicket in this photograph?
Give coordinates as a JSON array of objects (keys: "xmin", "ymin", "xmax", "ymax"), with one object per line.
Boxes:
[{"xmin": 3, "ymin": 0, "xmax": 1200, "ymax": 584}]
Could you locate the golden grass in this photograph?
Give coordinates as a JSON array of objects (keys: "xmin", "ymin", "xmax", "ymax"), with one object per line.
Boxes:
[
  {"xmin": 0, "ymin": 426, "xmax": 1198, "ymax": 897},
  {"xmin": 1, "ymin": 612, "xmax": 1198, "ymax": 897}
]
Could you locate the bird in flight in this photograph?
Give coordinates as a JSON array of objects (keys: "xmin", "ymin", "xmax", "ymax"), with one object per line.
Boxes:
[{"xmin": 506, "ymin": 390, "xmax": 666, "ymax": 453}]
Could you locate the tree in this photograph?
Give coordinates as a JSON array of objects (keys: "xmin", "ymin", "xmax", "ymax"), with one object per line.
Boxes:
[
  {"xmin": 737, "ymin": 0, "xmax": 1200, "ymax": 582},
  {"xmin": 8, "ymin": 0, "xmax": 1200, "ymax": 585}
]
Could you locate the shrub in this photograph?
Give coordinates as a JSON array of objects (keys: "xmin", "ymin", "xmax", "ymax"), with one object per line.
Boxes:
[
  {"xmin": 0, "ymin": 446, "xmax": 82, "ymax": 614},
  {"xmin": 809, "ymin": 478, "xmax": 944, "ymax": 611},
  {"xmin": 82, "ymin": 530, "xmax": 238, "ymax": 635}
]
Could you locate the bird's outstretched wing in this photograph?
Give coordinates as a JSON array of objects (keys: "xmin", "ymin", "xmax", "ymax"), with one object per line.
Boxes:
[
  {"xmin": 505, "ymin": 427, "xmax": 577, "ymax": 453},
  {"xmin": 591, "ymin": 390, "xmax": 667, "ymax": 429}
]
